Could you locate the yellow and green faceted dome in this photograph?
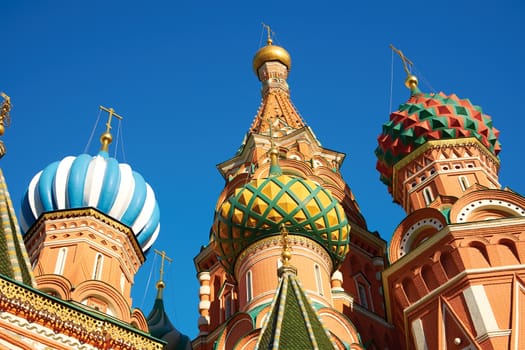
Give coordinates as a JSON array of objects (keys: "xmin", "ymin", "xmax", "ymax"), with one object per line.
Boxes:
[
  {"xmin": 376, "ymin": 91, "xmax": 501, "ymax": 190},
  {"xmin": 213, "ymin": 175, "xmax": 350, "ymax": 273}
]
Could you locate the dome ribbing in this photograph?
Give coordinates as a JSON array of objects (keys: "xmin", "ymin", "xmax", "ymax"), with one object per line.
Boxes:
[{"xmin": 21, "ymin": 151, "xmax": 160, "ymax": 251}]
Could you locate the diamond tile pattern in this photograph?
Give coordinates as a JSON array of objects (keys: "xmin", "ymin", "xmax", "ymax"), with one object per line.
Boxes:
[
  {"xmin": 213, "ymin": 175, "xmax": 350, "ymax": 272},
  {"xmin": 376, "ymin": 91, "xmax": 501, "ymax": 189}
]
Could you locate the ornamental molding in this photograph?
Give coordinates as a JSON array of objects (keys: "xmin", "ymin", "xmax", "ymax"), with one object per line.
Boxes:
[
  {"xmin": 235, "ymin": 234, "xmax": 332, "ymax": 276},
  {"xmin": 392, "ymin": 138, "xmax": 500, "ymax": 200},
  {"xmin": 25, "ymin": 208, "xmax": 145, "ymax": 264},
  {"xmin": 455, "ymin": 199, "xmax": 525, "ymax": 223},
  {"xmin": 393, "ymin": 138, "xmax": 499, "ymax": 173},
  {"xmin": 0, "ymin": 276, "xmax": 162, "ymax": 350},
  {"xmin": 39, "ymin": 232, "xmax": 140, "ymax": 278},
  {"xmin": 398, "ymin": 218, "xmax": 444, "ymax": 258},
  {"xmin": 0, "ymin": 312, "xmax": 97, "ymax": 349}
]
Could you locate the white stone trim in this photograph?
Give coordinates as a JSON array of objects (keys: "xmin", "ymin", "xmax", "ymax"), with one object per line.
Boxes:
[
  {"xmin": 411, "ymin": 318, "xmax": 428, "ymax": 350},
  {"xmin": 456, "ymin": 199, "xmax": 525, "ymax": 222},
  {"xmin": 399, "ymin": 218, "xmax": 444, "ymax": 257},
  {"xmin": 405, "ymin": 265, "xmax": 525, "ymax": 313},
  {"xmin": 462, "ymin": 285, "xmax": 499, "ymax": 339}
]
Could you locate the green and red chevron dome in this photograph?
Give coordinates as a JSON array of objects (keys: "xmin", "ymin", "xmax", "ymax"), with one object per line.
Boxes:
[{"xmin": 375, "ymin": 91, "xmax": 501, "ymax": 191}]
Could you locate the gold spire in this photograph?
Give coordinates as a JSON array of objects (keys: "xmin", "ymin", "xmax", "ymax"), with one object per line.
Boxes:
[
  {"xmin": 98, "ymin": 106, "xmax": 123, "ymax": 153},
  {"xmin": 154, "ymin": 249, "xmax": 173, "ymax": 290},
  {"xmin": 280, "ymin": 224, "xmax": 292, "ymax": 266},
  {"xmin": 0, "ymin": 92, "xmax": 12, "ymax": 158},
  {"xmin": 268, "ymin": 117, "xmax": 282, "ymax": 176},
  {"xmin": 0, "ymin": 92, "xmax": 11, "ymax": 137},
  {"xmin": 390, "ymin": 44, "xmax": 419, "ymax": 91}
]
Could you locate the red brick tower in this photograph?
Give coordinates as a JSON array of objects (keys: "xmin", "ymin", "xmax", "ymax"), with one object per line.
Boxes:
[{"xmin": 193, "ymin": 30, "xmax": 397, "ymax": 349}]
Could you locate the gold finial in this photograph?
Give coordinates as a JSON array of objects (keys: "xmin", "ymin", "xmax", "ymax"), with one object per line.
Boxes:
[
  {"xmin": 390, "ymin": 44, "xmax": 419, "ymax": 90},
  {"xmin": 154, "ymin": 249, "xmax": 173, "ymax": 290},
  {"xmin": 0, "ymin": 92, "xmax": 12, "ymax": 137},
  {"xmin": 262, "ymin": 22, "xmax": 273, "ymax": 45},
  {"xmin": 267, "ymin": 116, "xmax": 282, "ymax": 176},
  {"xmin": 98, "ymin": 106, "xmax": 123, "ymax": 152},
  {"xmin": 280, "ymin": 224, "xmax": 292, "ymax": 266}
]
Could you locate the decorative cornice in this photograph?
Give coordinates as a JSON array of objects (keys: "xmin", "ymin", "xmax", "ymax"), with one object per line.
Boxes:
[
  {"xmin": 0, "ymin": 275, "xmax": 163, "ymax": 349},
  {"xmin": 25, "ymin": 207, "xmax": 145, "ymax": 264},
  {"xmin": 235, "ymin": 234, "xmax": 333, "ymax": 277},
  {"xmin": 392, "ymin": 137, "xmax": 500, "ymax": 200}
]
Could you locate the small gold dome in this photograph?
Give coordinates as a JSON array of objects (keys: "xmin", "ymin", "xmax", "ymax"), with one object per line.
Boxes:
[{"xmin": 253, "ymin": 40, "xmax": 292, "ymax": 74}]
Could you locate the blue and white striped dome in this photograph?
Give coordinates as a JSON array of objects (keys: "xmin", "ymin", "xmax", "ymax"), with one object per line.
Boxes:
[{"xmin": 21, "ymin": 151, "xmax": 160, "ymax": 251}]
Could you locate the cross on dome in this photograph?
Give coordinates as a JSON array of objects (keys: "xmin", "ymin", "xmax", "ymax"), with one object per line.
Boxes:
[{"xmin": 99, "ymin": 105, "xmax": 123, "ymax": 152}]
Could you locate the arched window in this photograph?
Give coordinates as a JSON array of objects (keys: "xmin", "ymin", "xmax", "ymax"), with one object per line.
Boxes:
[
  {"xmin": 54, "ymin": 247, "xmax": 68, "ymax": 275},
  {"xmin": 224, "ymin": 293, "xmax": 232, "ymax": 319},
  {"xmin": 423, "ymin": 187, "xmax": 434, "ymax": 205},
  {"xmin": 246, "ymin": 270, "xmax": 253, "ymax": 302},
  {"xmin": 357, "ymin": 283, "xmax": 369, "ymax": 308},
  {"xmin": 459, "ymin": 176, "xmax": 469, "ymax": 191},
  {"xmin": 314, "ymin": 264, "xmax": 324, "ymax": 296},
  {"xmin": 440, "ymin": 251, "xmax": 460, "ymax": 279},
  {"xmin": 92, "ymin": 254, "xmax": 104, "ymax": 280}
]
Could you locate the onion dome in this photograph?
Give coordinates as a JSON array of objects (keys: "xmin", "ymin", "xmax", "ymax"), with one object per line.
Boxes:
[
  {"xmin": 375, "ymin": 81, "xmax": 501, "ymax": 189},
  {"xmin": 212, "ymin": 172, "xmax": 350, "ymax": 273},
  {"xmin": 253, "ymin": 37, "xmax": 291, "ymax": 74},
  {"xmin": 147, "ymin": 281, "xmax": 192, "ymax": 350},
  {"xmin": 20, "ymin": 149, "xmax": 160, "ymax": 252}
]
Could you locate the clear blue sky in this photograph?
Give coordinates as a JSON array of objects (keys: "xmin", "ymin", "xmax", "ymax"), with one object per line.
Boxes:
[{"xmin": 2, "ymin": 0, "xmax": 524, "ymax": 339}]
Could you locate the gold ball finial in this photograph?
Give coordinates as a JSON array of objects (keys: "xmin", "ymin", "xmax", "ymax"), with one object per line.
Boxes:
[
  {"xmin": 100, "ymin": 131, "xmax": 112, "ymax": 152},
  {"xmin": 156, "ymin": 280, "xmax": 166, "ymax": 290},
  {"xmin": 0, "ymin": 124, "xmax": 4, "ymax": 136},
  {"xmin": 282, "ymin": 249, "xmax": 292, "ymax": 262},
  {"xmin": 405, "ymin": 74, "xmax": 419, "ymax": 90}
]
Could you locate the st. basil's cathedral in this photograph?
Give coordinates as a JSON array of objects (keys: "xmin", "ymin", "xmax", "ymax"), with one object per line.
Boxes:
[{"xmin": 0, "ymin": 30, "xmax": 524, "ymax": 350}]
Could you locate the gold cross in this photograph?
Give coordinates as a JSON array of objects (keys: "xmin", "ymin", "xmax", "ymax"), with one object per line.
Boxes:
[
  {"xmin": 389, "ymin": 44, "xmax": 414, "ymax": 76},
  {"xmin": 98, "ymin": 106, "xmax": 123, "ymax": 152},
  {"xmin": 99, "ymin": 105, "xmax": 123, "ymax": 134},
  {"xmin": 262, "ymin": 22, "xmax": 273, "ymax": 45},
  {"xmin": 154, "ymin": 249, "xmax": 173, "ymax": 283}
]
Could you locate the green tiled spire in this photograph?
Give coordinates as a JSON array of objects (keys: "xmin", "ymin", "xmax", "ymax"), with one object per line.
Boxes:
[
  {"xmin": 256, "ymin": 266, "xmax": 336, "ymax": 350},
  {"xmin": 0, "ymin": 169, "xmax": 35, "ymax": 286}
]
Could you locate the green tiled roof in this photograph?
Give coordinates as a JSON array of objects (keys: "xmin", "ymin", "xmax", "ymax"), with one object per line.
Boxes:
[
  {"xmin": 0, "ymin": 169, "xmax": 35, "ymax": 286},
  {"xmin": 256, "ymin": 266, "xmax": 336, "ymax": 350}
]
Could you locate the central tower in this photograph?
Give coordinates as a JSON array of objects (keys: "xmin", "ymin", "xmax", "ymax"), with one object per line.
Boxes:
[{"xmin": 192, "ymin": 29, "xmax": 396, "ymax": 350}]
